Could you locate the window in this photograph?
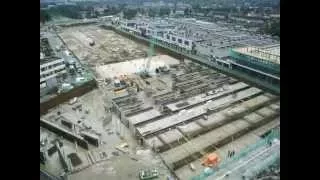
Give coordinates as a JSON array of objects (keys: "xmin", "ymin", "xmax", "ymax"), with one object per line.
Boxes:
[
  {"xmin": 41, "ymin": 67, "xmax": 46, "ymax": 72},
  {"xmin": 184, "ymin": 41, "xmax": 189, "ymax": 45},
  {"xmin": 40, "ymin": 82, "xmax": 47, "ymax": 89},
  {"xmin": 167, "ymin": 35, "xmax": 170, "ymax": 39},
  {"xmin": 57, "ymin": 67, "xmax": 66, "ymax": 73},
  {"xmin": 178, "ymin": 39, "xmax": 182, "ymax": 43},
  {"xmin": 172, "ymin": 37, "xmax": 176, "ymax": 41}
]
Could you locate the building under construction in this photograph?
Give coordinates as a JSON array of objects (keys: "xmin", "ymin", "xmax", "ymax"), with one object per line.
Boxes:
[
  {"xmin": 111, "ymin": 59, "xmax": 280, "ymax": 180},
  {"xmin": 41, "ymin": 18, "xmax": 280, "ymax": 180}
]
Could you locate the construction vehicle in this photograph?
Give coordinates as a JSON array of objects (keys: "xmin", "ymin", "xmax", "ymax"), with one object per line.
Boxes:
[
  {"xmin": 201, "ymin": 153, "xmax": 220, "ymax": 167},
  {"xmin": 139, "ymin": 168, "xmax": 159, "ymax": 180}
]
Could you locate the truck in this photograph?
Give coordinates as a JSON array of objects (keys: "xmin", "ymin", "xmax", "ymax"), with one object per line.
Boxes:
[{"xmin": 139, "ymin": 168, "xmax": 159, "ymax": 180}]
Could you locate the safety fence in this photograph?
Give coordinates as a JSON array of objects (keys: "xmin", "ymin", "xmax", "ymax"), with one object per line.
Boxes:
[{"xmin": 191, "ymin": 128, "xmax": 280, "ymax": 180}]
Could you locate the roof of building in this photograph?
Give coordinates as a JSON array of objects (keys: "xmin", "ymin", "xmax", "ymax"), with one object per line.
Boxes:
[
  {"xmin": 232, "ymin": 44, "xmax": 280, "ymax": 64},
  {"xmin": 40, "ymin": 57, "xmax": 62, "ymax": 65}
]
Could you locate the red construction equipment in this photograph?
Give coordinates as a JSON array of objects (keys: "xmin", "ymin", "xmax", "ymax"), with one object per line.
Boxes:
[{"xmin": 201, "ymin": 153, "xmax": 220, "ymax": 167}]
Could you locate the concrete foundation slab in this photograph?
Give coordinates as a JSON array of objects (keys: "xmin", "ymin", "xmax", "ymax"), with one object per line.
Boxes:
[
  {"xmin": 174, "ymin": 117, "xmax": 279, "ymax": 180},
  {"xmin": 145, "ymin": 136, "xmax": 164, "ymax": 149},
  {"xmin": 243, "ymin": 113, "xmax": 264, "ymax": 124},
  {"xmin": 165, "ymin": 82, "xmax": 249, "ymax": 112},
  {"xmin": 256, "ymin": 107, "xmax": 276, "ymax": 117},
  {"xmin": 127, "ymin": 109, "xmax": 162, "ymax": 125},
  {"xmin": 269, "ymin": 102, "xmax": 280, "ymax": 111},
  {"xmin": 137, "ymin": 87, "xmax": 262, "ymax": 137},
  {"xmin": 96, "ymin": 55, "xmax": 180, "ymax": 78},
  {"xmin": 158, "ymin": 129, "xmax": 184, "ymax": 145},
  {"xmin": 243, "ymin": 95, "xmax": 271, "ymax": 109},
  {"xmin": 177, "ymin": 122, "xmax": 203, "ymax": 137},
  {"xmin": 160, "ymin": 118, "xmax": 249, "ymax": 169},
  {"xmin": 197, "ymin": 113, "xmax": 226, "ymax": 128}
]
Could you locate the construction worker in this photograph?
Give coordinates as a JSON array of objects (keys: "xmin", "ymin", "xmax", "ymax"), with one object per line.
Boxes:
[
  {"xmin": 229, "ymin": 150, "xmax": 233, "ymax": 158},
  {"xmin": 268, "ymin": 138, "xmax": 273, "ymax": 146},
  {"xmin": 139, "ymin": 138, "xmax": 144, "ymax": 146}
]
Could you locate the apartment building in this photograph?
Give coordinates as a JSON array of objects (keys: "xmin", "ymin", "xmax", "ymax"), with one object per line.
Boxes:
[{"xmin": 40, "ymin": 57, "xmax": 66, "ymax": 89}]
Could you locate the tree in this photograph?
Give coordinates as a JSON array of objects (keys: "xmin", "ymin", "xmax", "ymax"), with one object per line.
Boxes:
[
  {"xmin": 103, "ymin": 9, "xmax": 109, "ymax": 15},
  {"xmin": 159, "ymin": 7, "xmax": 170, "ymax": 17},
  {"xmin": 184, "ymin": 8, "xmax": 189, "ymax": 16},
  {"xmin": 140, "ymin": 8, "xmax": 146, "ymax": 15},
  {"xmin": 47, "ymin": 5, "xmax": 82, "ymax": 19},
  {"xmin": 40, "ymin": 10, "xmax": 51, "ymax": 23},
  {"xmin": 119, "ymin": 3, "xmax": 127, "ymax": 11},
  {"xmin": 269, "ymin": 20, "xmax": 280, "ymax": 37},
  {"xmin": 123, "ymin": 9, "xmax": 138, "ymax": 20},
  {"xmin": 260, "ymin": 20, "xmax": 280, "ymax": 38},
  {"xmin": 94, "ymin": 11, "xmax": 100, "ymax": 17},
  {"xmin": 148, "ymin": 9, "xmax": 157, "ymax": 18},
  {"xmin": 192, "ymin": 4, "xmax": 201, "ymax": 13},
  {"xmin": 85, "ymin": 11, "xmax": 92, "ymax": 19}
]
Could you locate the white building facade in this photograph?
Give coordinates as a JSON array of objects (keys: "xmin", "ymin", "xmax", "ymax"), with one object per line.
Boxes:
[{"xmin": 40, "ymin": 57, "xmax": 66, "ymax": 89}]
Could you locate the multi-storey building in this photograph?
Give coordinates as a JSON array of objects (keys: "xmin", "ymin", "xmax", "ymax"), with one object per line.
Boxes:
[
  {"xmin": 40, "ymin": 57, "xmax": 67, "ymax": 90},
  {"xmin": 229, "ymin": 44, "xmax": 280, "ymax": 85}
]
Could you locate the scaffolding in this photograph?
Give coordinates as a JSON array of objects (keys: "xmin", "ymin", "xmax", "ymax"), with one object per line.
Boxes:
[
  {"xmin": 191, "ymin": 128, "xmax": 280, "ymax": 180},
  {"xmin": 229, "ymin": 49, "xmax": 280, "ymax": 76}
]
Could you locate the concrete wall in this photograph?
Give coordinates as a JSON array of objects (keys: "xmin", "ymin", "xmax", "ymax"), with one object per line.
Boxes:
[
  {"xmin": 40, "ymin": 79, "xmax": 97, "ymax": 115},
  {"xmin": 40, "ymin": 119, "xmax": 89, "ymax": 150}
]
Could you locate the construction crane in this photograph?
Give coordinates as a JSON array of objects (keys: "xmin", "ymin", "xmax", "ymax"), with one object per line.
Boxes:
[{"xmin": 141, "ymin": 37, "xmax": 155, "ymax": 78}]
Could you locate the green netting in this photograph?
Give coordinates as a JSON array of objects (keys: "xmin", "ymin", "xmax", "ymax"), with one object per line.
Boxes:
[
  {"xmin": 191, "ymin": 129, "xmax": 280, "ymax": 180},
  {"xmin": 243, "ymin": 150, "xmax": 280, "ymax": 178}
]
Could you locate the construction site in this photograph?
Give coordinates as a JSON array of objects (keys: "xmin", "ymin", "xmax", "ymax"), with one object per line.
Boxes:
[
  {"xmin": 58, "ymin": 26, "xmax": 150, "ymax": 74},
  {"xmin": 40, "ymin": 20, "xmax": 280, "ymax": 180}
]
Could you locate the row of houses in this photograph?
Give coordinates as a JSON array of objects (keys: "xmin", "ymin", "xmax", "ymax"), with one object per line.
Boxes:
[{"xmin": 119, "ymin": 19, "xmax": 195, "ymax": 51}]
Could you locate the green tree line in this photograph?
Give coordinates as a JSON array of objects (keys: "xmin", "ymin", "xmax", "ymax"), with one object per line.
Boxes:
[
  {"xmin": 40, "ymin": 9, "xmax": 52, "ymax": 23},
  {"xmin": 262, "ymin": 20, "xmax": 280, "ymax": 38}
]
